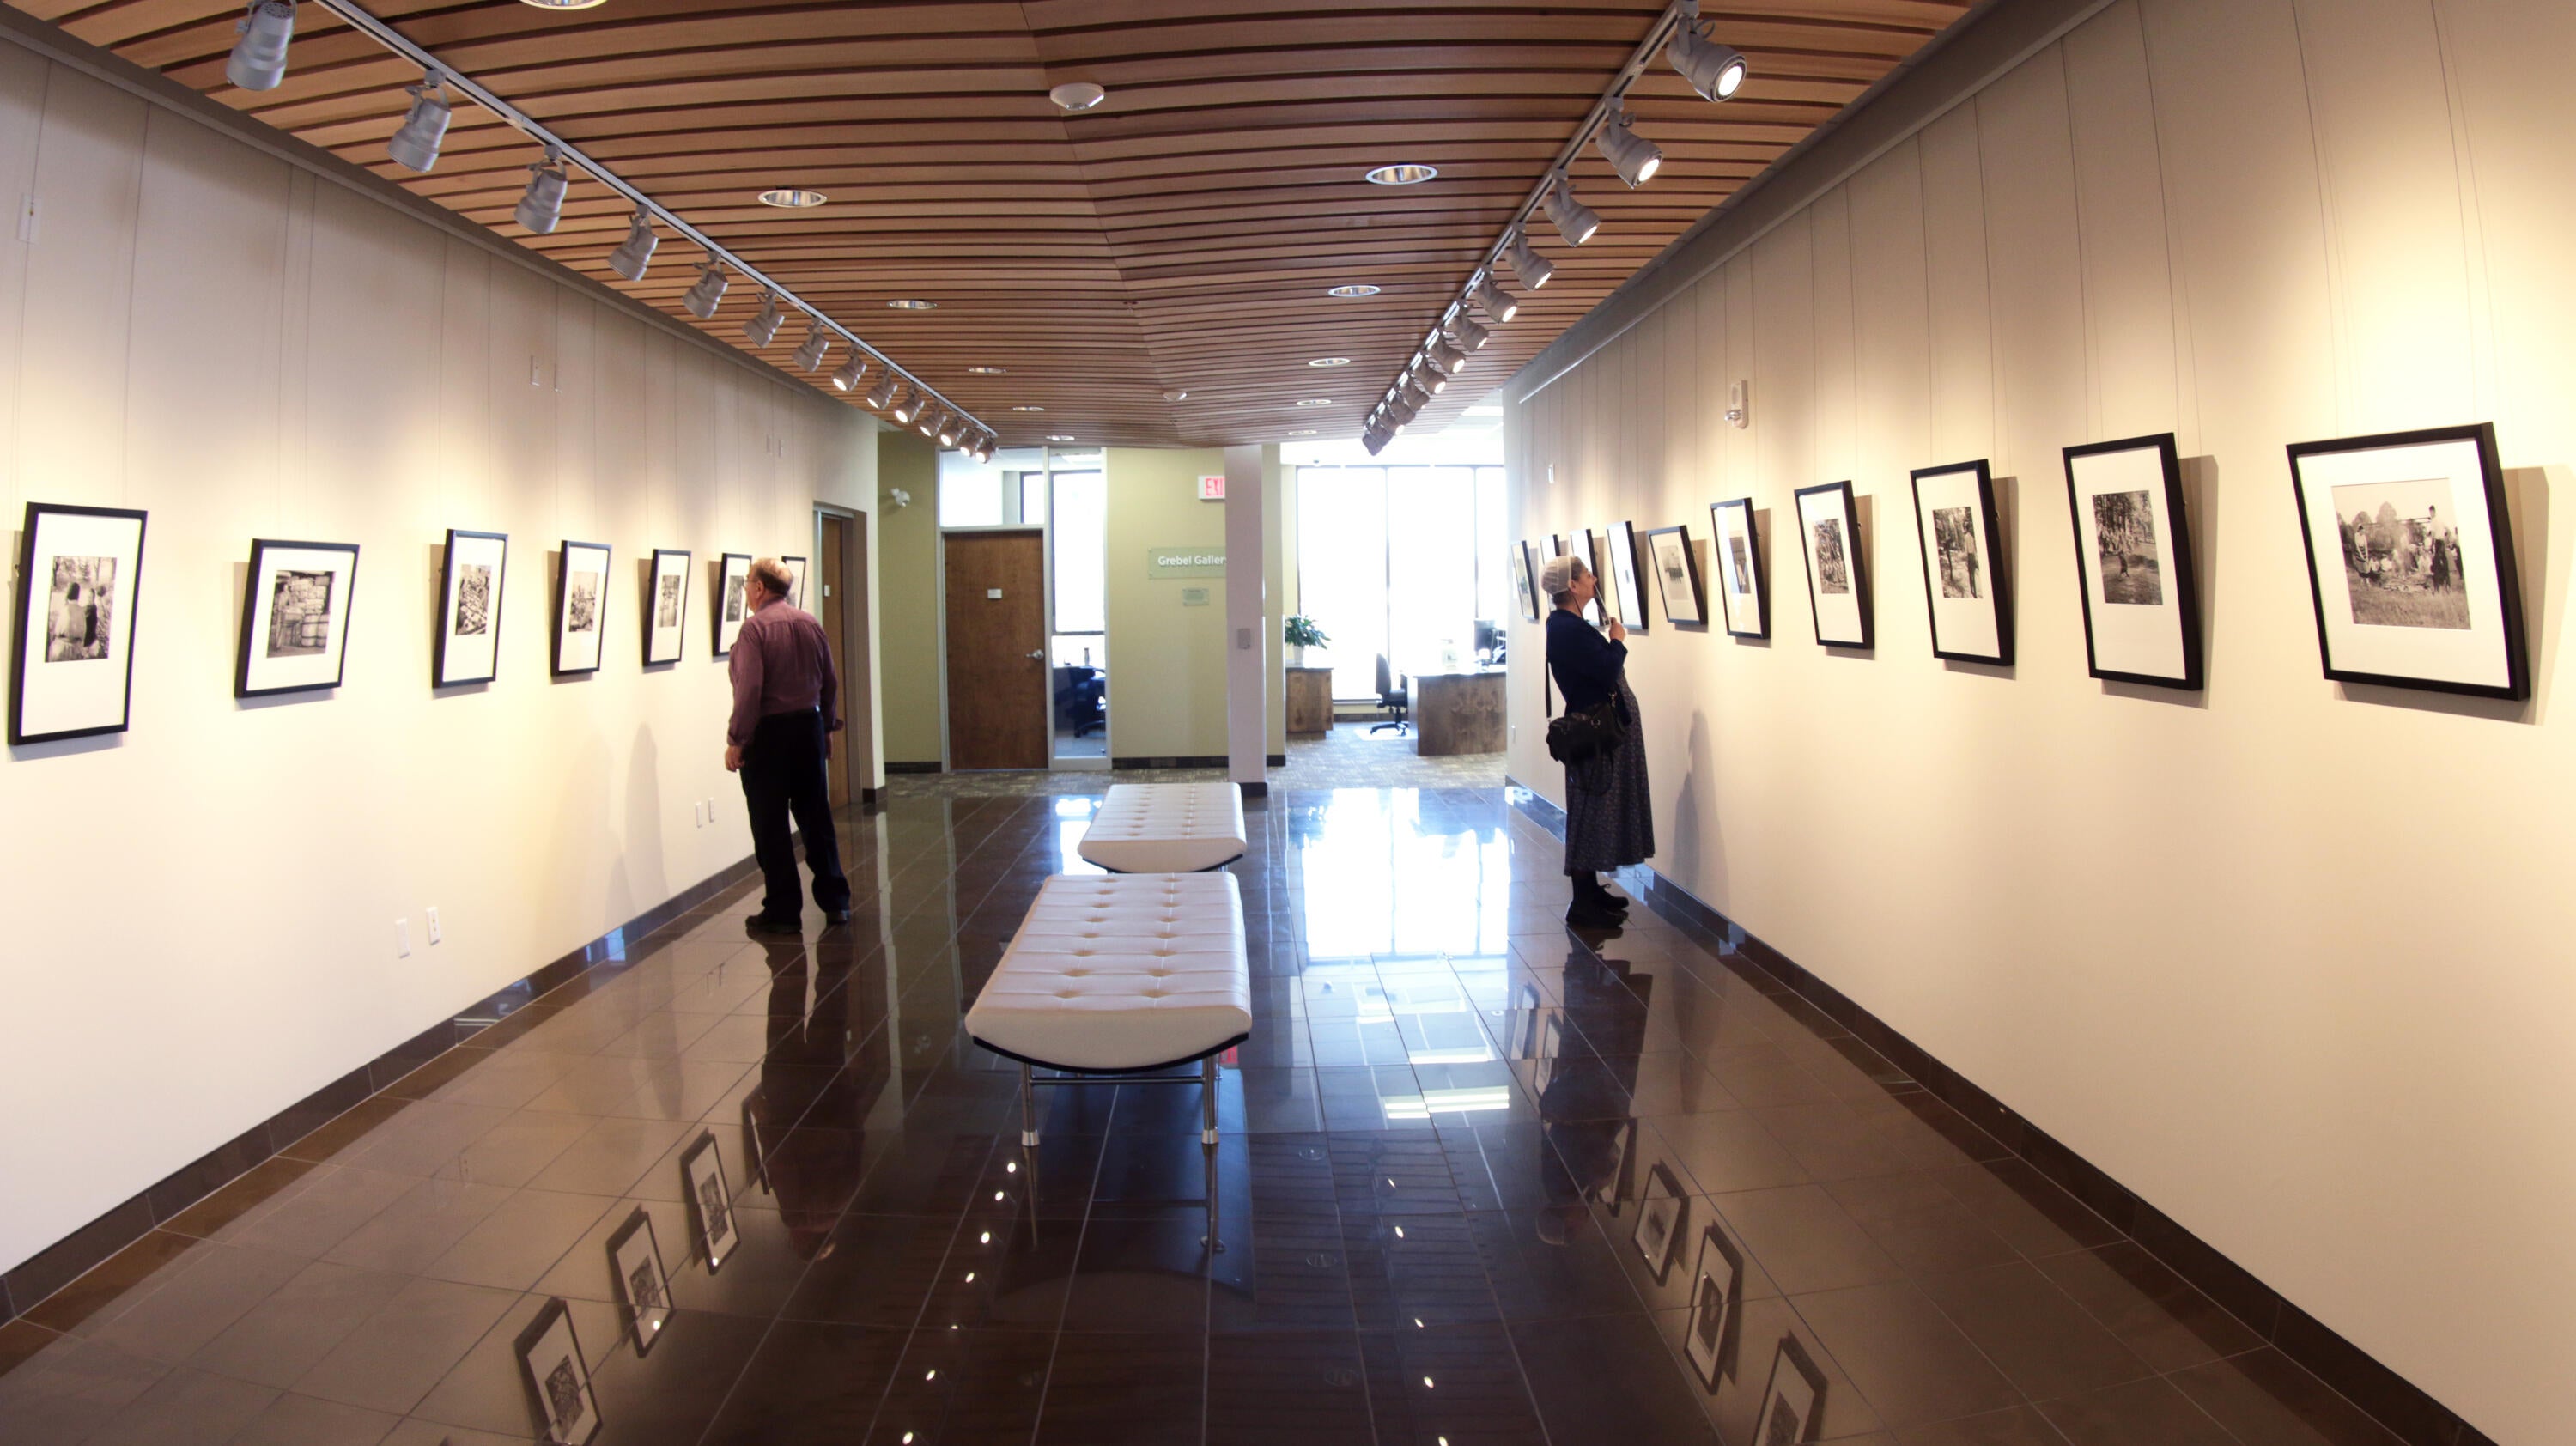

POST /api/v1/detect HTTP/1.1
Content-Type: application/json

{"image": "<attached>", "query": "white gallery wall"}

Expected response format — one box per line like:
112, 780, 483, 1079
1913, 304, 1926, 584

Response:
0, 51, 880, 1276
1504, 0, 2573, 1438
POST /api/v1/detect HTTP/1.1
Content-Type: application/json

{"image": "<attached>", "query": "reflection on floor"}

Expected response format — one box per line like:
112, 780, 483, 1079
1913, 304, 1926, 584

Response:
0, 785, 2420, 1445
898, 725, 1505, 799
1049, 726, 1106, 760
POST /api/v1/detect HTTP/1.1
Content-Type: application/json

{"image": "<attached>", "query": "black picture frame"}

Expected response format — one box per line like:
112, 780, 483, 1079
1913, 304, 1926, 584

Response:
1607, 521, 1648, 632
1708, 497, 1768, 640
781, 554, 809, 611
1682, 1221, 1746, 1391
1793, 481, 1873, 649
713, 552, 753, 658
2063, 433, 2203, 690
605, 1206, 671, 1357
512, 1297, 602, 1445
235, 538, 361, 701
1631, 1160, 1687, 1285
1643, 525, 1704, 625
434, 527, 509, 688
644, 547, 690, 666
2287, 422, 2527, 700
679, 1131, 738, 1271
1909, 459, 2014, 665
551, 539, 612, 678
1510, 540, 1540, 623
10, 501, 148, 744
1752, 1334, 1827, 1444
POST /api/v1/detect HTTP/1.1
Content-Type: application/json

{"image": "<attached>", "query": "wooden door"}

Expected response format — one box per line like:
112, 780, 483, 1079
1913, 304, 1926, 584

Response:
945, 530, 1048, 769
819, 513, 851, 807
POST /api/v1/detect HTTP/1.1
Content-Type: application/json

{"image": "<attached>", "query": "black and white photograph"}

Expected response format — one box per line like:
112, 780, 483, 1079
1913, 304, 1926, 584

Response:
781, 554, 809, 611
2064, 434, 2203, 689
714, 552, 754, 658
2289, 422, 2526, 698
1709, 497, 1768, 639
1910, 461, 2012, 665
235, 539, 360, 701
1793, 482, 1872, 648
1577, 527, 1608, 624
1594, 1116, 1639, 1215
646, 548, 690, 665
1751, 1334, 1826, 1445
11, 502, 147, 744
1633, 1160, 1687, 1284
552, 540, 612, 677
681, 1132, 738, 1270
513, 1297, 602, 1445
1646, 525, 1704, 625
1510, 540, 1540, 623
605, 1206, 671, 1356
435, 529, 509, 687
1684, 1222, 1746, 1390
1607, 521, 1648, 632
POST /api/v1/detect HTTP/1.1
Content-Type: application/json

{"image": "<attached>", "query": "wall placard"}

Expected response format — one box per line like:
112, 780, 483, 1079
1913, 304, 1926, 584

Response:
1146, 545, 1225, 577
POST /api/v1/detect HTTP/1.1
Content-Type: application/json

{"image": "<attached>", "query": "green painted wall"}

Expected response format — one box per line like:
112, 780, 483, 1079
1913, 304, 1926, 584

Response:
1104, 447, 1230, 760
876, 431, 942, 766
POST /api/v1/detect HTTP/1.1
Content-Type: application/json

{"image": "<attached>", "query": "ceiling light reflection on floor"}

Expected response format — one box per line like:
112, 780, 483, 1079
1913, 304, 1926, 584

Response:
1380, 1086, 1512, 1120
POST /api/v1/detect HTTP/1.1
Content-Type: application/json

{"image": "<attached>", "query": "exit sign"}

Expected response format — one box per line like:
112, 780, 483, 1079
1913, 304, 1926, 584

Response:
1197, 474, 1225, 501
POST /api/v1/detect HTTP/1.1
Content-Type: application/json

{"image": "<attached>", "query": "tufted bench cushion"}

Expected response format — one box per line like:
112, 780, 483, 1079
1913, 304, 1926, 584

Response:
1076, 781, 1248, 873
965, 872, 1253, 1073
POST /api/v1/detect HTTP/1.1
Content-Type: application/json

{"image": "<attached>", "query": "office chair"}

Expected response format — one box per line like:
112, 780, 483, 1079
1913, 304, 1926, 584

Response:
1371, 653, 1410, 735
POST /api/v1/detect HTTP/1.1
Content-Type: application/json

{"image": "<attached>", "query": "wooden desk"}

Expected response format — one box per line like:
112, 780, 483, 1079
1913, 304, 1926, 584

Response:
1413, 670, 1506, 756
1285, 665, 1335, 736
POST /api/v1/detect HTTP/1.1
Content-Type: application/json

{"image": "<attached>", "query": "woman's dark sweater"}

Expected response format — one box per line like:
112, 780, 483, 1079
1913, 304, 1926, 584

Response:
1546, 608, 1628, 718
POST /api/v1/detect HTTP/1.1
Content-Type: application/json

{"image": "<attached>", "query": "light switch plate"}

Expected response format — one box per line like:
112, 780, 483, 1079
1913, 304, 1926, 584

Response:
426, 908, 441, 945
395, 919, 411, 958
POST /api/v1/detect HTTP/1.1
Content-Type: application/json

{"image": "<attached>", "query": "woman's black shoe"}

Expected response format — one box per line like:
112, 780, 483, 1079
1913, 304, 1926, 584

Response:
1565, 896, 1624, 928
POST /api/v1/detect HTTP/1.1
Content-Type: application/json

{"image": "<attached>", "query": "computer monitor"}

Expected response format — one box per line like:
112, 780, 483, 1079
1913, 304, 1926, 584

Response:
1473, 619, 1499, 657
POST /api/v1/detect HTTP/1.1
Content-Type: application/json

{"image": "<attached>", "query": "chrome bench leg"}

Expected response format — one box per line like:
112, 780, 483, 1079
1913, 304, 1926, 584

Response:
1200, 1054, 1218, 1146
1020, 1062, 1039, 1147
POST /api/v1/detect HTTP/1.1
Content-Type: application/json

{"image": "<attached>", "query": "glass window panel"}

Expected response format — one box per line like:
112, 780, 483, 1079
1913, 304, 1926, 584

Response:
1386, 466, 1477, 677
1297, 466, 1390, 698
1050, 469, 1106, 633
939, 449, 1004, 527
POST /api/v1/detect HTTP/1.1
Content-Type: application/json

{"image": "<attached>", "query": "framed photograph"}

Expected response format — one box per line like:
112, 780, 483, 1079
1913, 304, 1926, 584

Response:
644, 548, 690, 666
1631, 1160, 1687, 1284
2065, 434, 2202, 689
513, 1297, 601, 1445
1793, 482, 1872, 648
1751, 1334, 1827, 1445
605, 1207, 671, 1356
680, 1132, 738, 1271
2288, 422, 2527, 699
1683, 1223, 1746, 1390
434, 529, 508, 687
1708, 498, 1767, 640
713, 552, 753, 658
1910, 460, 2013, 665
1606, 522, 1647, 632
1509, 541, 1540, 623
1577, 527, 1607, 625
236, 539, 359, 700
1644, 526, 1704, 626
11, 502, 146, 744
781, 554, 809, 611
1546, 533, 1566, 569
1593, 1116, 1639, 1215
551, 540, 611, 677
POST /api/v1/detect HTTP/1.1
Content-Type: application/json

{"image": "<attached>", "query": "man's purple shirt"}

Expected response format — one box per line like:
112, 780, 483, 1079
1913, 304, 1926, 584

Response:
727, 598, 841, 748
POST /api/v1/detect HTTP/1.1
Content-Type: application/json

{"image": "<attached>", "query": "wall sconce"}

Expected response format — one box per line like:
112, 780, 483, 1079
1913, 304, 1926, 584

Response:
885, 488, 913, 509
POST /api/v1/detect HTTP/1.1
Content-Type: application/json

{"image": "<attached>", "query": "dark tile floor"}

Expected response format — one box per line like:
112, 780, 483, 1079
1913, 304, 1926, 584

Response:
0, 784, 2415, 1444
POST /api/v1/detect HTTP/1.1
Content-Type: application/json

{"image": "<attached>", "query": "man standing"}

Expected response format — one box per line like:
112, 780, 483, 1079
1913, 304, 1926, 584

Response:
725, 557, 853, 934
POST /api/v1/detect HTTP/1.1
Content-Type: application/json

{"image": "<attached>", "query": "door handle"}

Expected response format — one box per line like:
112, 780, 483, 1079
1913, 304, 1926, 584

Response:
1026, 650, 1045, 660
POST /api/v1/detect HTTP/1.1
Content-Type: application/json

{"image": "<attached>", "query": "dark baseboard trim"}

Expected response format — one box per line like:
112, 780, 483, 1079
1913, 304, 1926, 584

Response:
883, 761, 941, 775
1238, 781, 1270, 799
1504, 781, 2486, 1446
859, 787, 887, 814
1111, 755, 1226, 770
0, 845, 772, 1328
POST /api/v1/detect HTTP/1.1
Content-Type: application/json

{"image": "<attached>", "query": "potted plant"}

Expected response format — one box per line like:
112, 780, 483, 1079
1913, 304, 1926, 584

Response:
1284, 615, 1328, 667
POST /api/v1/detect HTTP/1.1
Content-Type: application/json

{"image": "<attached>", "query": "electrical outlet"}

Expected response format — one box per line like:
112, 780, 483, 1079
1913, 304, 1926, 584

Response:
396, 919, 411, 958
426, 908, 441, 945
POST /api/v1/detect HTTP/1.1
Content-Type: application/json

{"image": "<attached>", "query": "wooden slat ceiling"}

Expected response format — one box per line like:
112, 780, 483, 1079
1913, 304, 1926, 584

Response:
20, 0, 1971, 448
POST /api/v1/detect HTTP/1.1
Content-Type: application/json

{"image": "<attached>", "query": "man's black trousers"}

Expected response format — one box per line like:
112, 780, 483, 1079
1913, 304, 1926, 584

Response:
740, 708, 852, 920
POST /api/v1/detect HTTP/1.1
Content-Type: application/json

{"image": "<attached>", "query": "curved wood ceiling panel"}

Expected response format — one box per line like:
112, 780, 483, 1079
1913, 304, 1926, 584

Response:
19, 0, 1969, 447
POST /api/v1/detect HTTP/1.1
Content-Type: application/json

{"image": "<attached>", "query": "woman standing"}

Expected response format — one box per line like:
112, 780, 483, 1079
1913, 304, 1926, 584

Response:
1540, 553, 1652, 927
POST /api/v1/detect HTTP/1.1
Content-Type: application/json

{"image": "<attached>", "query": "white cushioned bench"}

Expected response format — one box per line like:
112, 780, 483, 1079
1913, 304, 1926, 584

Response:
966, 871, 1253, 1145
1076, 781, 1248, 873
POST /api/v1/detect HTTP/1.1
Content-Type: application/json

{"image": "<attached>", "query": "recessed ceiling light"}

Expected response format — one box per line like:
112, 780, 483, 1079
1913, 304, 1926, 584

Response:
1308, 357, 1350, 368
1162, 389, 1189, 402
1047, 434, 1077, 441
1049, 82, 1107, 112
1012, 404, 1046, 412
886, 299, 937, 310
1286, 428, 1319, 436
757, 187, 825, 208
1295, 398, 1334, 407
1327, 284, 1381, 298
1364, 164, 1438, 185
519, 0, 605, 8
966, 365, 1007, 374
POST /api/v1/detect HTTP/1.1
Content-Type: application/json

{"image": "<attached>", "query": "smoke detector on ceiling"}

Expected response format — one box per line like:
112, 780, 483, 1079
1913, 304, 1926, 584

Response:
1049, 82, 1107, 112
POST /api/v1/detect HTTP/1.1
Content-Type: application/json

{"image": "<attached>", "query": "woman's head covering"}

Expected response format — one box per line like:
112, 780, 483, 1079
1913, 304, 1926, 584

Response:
1540, 552, 1583, 598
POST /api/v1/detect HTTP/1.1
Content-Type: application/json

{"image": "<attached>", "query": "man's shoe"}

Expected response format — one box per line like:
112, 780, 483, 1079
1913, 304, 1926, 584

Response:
745, 914, 802, 938
823, 906, 853, 927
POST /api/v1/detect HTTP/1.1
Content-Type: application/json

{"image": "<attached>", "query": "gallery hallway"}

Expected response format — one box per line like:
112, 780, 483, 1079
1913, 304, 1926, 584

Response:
0, 785, 2419, 1446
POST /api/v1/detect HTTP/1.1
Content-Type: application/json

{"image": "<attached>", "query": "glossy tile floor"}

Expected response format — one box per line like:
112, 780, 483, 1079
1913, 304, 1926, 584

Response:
0, 785, 2415, 1445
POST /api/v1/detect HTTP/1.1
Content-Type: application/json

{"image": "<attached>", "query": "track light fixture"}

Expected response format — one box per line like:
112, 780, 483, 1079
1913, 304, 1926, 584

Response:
1669, 5, 1750, 102
830, 352, 869, 392
1418, 363, 1448, 395
682, 261, 728, 319
386, 72, 451, 173
864, 374, 900, 410
743, 290, 784, 347
890, 386, 920, 424
226, 0, 295, 92
1543, 173, 1600, 246
1428, 336, 1469, 375
936, 412, 963, 447
791, 324, 830, 373
606, 208, 657, 282
915, 405, 943, 440
515, 147, 570, 234
1471, 273, 1518, 323
1594, 109, 1662, 188
1504, 228, 1556, 291
1447, 313, 1491, 352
